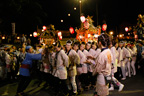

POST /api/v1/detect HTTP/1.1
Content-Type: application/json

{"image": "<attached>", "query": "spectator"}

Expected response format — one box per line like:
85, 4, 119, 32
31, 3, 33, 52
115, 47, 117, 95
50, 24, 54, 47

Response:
21, 34, 27, 45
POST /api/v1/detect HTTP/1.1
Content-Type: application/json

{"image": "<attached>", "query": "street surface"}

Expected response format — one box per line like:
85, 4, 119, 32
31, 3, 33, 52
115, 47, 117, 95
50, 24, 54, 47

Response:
0, 72, 144, 96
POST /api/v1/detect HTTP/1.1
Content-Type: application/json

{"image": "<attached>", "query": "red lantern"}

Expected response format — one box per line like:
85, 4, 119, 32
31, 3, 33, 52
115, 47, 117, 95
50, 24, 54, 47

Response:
102, 24, 107, 31
125, 27, 129, 32
43, 26, 46, 31
69, 27, 74, 34
33, 32, 37, 37
59, 36, 62, 40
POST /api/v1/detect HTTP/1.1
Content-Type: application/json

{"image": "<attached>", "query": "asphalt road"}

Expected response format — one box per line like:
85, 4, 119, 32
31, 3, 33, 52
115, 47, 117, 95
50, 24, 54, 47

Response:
0, 72, 144, 96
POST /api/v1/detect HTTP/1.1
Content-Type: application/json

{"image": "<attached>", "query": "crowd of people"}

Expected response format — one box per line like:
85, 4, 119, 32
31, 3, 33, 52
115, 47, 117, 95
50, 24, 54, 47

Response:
0, 33, 144, 96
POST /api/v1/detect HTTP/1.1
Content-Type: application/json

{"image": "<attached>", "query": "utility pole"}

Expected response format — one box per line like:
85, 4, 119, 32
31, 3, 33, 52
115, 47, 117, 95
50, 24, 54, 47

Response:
79, 0, 82, 27
96, 1, 99, 26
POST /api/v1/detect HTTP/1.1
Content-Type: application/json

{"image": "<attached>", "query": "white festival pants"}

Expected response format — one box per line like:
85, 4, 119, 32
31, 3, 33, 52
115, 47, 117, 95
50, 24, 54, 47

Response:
121, 58, 131, 78
67, 76, 77, 93
131, 57, 136, 75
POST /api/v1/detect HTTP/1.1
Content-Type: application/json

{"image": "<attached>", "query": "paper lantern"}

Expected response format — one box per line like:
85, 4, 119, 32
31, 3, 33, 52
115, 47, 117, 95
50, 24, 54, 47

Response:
58, 31, 62, 37
59, 36, 62, 40
33, 32, 37, 37
69, 27, 74, 34
125, 27, 129, 32
80, 16, 86, 23
43, 26, 46, 31
102, 24, 107, 31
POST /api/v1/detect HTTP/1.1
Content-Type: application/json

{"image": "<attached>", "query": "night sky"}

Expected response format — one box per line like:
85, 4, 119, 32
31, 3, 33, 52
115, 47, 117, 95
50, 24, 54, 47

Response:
0, 0, 144, 35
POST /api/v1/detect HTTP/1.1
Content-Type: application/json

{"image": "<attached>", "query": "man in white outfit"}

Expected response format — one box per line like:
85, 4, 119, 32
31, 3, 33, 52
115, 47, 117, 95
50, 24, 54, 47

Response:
65, 40, 80, 95
53, 41, 69, 95
121, 42, 131, 79
130, 43, 137, 76
109, 41, 124, 92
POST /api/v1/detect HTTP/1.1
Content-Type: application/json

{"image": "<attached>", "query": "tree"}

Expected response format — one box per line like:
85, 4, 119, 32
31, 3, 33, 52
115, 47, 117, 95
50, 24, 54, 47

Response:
0, 0, 47, 34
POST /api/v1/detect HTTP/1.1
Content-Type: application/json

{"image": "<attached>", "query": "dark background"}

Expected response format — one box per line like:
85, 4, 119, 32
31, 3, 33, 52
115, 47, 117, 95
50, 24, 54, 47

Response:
0, 0, 144, 35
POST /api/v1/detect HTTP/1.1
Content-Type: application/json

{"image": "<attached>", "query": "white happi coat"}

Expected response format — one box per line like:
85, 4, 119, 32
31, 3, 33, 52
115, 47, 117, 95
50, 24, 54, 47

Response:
94, 48, 101, 59
93, 49, 112, 96
82, 49, 92, 73
66, 49, 80, 77
127, 47, 134, 58
87, 48, 96, 72
110, 47, 117, 73
76, 50, 87, 75
54, 50, 69, 80
93, 48, 113, 76
122, 47, 131, 59
43, 52, 55, 73
132, 46, 137, 61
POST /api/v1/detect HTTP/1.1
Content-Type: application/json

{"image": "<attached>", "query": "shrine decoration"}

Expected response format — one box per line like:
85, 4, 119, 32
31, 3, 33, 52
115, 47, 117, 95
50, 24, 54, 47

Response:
76, 16, 101, 42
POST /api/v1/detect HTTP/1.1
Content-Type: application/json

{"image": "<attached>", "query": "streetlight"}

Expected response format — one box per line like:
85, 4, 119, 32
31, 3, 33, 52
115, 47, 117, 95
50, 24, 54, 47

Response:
110, 31, 113, 35
68, 14, 71, 16
17, 37, 20, 39
119, 34, 122, 38
2, 36, 5, 39
79, 0, 82, 16
74, 7, 77, 10
61, 19, 63, 23
30, 34, 32, 37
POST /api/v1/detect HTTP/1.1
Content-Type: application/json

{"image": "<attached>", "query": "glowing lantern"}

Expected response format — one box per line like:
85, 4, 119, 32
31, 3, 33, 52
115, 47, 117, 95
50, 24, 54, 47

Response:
79, 35, 83, 39
125, 27, 129, 32
88, 34, 91, 38
94, 34, 98, 38
69, 27, 74, 34
43, 26, 46, 31
58, 31, 62, 37
33, 32, 38, 37
59, 36, 62, 40
80, 16, 86, 23
102, 24, 107, 31
2, 36, 5, 39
